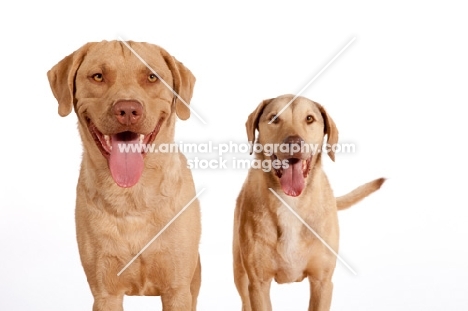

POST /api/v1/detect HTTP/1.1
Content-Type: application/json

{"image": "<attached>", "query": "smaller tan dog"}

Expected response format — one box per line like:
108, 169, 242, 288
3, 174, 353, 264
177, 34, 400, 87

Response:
233, 94, 385, 311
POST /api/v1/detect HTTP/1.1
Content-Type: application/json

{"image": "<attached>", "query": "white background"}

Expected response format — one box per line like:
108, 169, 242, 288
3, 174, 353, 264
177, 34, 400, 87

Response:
1, 1, 467, 310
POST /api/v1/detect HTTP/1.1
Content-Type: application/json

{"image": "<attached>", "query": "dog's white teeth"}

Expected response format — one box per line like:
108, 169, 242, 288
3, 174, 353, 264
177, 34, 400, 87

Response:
104, 135, 112, 150
139, 134, 145, 144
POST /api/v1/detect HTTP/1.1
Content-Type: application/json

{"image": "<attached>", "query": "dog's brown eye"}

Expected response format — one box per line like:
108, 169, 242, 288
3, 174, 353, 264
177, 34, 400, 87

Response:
306, 115, 314, 123
148, 73, 158, 83
92, 73, 103, 82
270, 115, 279, 124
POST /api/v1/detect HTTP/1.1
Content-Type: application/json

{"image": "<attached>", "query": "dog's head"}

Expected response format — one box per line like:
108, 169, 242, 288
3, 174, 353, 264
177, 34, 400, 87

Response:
47, 40, 195, 188
246, 94, 338, 197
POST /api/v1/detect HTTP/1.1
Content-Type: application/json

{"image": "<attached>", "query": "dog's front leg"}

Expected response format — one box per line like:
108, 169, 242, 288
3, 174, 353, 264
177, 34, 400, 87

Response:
161, 287, 193, 311
308, 277, 333, 311
92, 295, 124, 311
247, 280, 273, 311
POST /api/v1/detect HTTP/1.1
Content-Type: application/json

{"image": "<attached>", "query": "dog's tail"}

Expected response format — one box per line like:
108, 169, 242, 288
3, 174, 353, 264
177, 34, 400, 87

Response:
336, 178, 386, 210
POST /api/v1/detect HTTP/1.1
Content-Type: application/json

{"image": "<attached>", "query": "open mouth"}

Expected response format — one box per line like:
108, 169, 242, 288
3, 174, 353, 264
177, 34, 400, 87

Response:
271, 154, 312, 197
87, 119, 162, 188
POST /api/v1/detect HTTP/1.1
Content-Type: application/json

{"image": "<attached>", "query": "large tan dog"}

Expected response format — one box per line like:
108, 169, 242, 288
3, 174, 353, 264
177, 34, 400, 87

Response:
233, 94, 385, 311
48, 41, 201, 311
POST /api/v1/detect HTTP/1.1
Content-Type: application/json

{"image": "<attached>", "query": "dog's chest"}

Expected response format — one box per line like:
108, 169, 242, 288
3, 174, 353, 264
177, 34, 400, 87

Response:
87, 190, 174, 253
274, 196, 309, 283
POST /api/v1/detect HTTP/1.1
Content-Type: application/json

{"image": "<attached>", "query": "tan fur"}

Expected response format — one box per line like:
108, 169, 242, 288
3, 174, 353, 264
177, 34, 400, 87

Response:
48, 41, 201, 311
336, 178, 386, 210
233, 94, 384, 311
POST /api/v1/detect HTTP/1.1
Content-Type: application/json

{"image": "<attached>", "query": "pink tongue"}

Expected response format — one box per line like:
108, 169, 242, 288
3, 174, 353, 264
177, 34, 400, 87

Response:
109, 135, 144, 188
280, 160, 305, 197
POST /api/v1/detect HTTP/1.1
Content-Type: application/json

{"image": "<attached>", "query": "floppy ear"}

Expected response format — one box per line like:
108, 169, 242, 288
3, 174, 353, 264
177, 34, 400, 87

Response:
161, 49, 196, 120
245, 98, 274, 154
47, 43, 92, 117
316, 103, 339, 161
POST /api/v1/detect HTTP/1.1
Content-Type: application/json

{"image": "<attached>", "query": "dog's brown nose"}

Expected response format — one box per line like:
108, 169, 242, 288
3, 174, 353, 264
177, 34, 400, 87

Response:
113, 101, 143, 125
282, 135, 304, 156
283, 135, 304, 146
